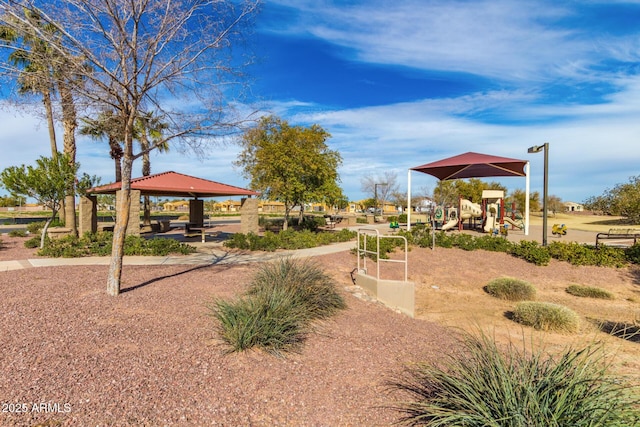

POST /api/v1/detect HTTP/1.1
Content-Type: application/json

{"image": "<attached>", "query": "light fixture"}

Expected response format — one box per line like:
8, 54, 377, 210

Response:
527, 143, 549, 246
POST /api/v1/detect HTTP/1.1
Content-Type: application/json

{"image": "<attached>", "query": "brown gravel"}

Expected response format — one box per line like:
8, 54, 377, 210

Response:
1, 229, 639, 426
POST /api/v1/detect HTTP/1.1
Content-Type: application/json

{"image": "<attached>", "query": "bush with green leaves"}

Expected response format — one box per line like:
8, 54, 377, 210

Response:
625, 243, 640, 264
209, 258, 346, 356
8, 229, 27, 237
34, 232, 196, 257
512, 301, 580, 333
388, 332, 640, 427
223, 228, 356, 252
509, 240, 551, 266
548, 241, 627, 267
485, 277, 536, 301
566, 284, 614, 300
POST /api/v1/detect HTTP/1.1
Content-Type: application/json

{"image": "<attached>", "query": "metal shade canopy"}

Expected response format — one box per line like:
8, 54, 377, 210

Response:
88, 171, 259, 198
411, 152, 527, 181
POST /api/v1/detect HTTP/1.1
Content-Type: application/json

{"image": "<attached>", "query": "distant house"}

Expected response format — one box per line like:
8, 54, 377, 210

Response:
564, 201, 584, 212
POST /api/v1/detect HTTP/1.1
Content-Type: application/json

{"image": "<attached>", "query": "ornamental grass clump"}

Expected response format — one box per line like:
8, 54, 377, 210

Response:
209, 258, 346, 356
388, 332, 640, 427
512, 301, 580, 333
566, 284, 614, 300
484, 277, 536, 301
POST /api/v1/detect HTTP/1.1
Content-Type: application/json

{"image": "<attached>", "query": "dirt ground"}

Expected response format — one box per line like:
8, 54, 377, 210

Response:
0, 213, 639, 425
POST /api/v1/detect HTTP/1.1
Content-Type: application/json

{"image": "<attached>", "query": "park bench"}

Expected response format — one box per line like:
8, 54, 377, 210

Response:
323, 215, 342, 229
595, 228, 640, 248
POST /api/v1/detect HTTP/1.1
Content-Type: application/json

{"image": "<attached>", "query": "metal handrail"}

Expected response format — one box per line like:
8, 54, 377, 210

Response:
357, 228, 408, 282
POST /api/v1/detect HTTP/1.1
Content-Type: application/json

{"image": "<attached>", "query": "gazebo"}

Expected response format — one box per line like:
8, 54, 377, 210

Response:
407, 152, 531, 234
83, 171, 260, 235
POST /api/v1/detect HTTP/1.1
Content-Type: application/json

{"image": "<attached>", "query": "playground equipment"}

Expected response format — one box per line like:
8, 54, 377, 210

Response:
552, 223, 567, 237
435, 190, 524, 234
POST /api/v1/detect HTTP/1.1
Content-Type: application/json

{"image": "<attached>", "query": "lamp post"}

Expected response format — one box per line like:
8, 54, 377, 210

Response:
374, 183, 387, 215
528, 143, 549, 246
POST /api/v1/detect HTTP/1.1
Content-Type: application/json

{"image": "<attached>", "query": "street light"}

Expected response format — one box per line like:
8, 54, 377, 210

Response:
528, 143, 549, 246
374, 183, 387, 215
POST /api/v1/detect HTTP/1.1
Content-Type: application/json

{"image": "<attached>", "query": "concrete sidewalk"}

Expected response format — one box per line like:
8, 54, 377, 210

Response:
0, 223, 600, 273
0, 240, 359, 272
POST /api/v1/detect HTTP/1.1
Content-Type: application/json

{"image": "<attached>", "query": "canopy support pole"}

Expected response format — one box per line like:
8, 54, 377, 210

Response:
525, 161, 530, 236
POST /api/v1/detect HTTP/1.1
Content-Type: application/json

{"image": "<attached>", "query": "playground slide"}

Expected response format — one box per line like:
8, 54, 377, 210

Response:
503, 217, 523, 230
441, 218, 459, 231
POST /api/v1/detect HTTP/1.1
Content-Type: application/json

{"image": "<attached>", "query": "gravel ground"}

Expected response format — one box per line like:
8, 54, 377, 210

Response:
1, 228, 639, 426
0, 235, 456, 427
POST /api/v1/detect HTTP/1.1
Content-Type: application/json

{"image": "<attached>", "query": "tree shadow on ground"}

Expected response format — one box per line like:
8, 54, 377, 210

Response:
625, 265, 640, 286
120, 251, 249, 293
591, 319, 640, 344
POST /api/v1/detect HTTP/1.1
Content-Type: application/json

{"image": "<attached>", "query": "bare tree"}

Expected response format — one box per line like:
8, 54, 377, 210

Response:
1, 0, 260, 295
361, 171, 400, 211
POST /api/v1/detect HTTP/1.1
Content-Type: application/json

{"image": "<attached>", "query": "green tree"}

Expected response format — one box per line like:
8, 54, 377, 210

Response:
235, 116, 343, 230
0, 153, 79, 248
433, 179, 507, 206
547, 194, 564, 216
507, 188, 540, 213
0, 194, 26, 207
584, 176, 640, 223
319, 180, 348, 213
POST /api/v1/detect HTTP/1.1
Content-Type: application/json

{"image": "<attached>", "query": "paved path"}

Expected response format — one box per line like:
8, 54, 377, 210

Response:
0, 240, 359, 272
0, 223, 600, 273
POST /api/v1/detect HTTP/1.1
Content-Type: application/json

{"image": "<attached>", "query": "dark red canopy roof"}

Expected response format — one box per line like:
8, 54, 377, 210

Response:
411, 152, 527, 181
88, 171, 259, 198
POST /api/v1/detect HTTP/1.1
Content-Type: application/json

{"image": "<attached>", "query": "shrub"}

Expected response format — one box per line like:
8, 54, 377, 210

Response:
485, 277, 536, 301
509, 240, 551, 266
566, 284, 614, 300
26, 221, 45, 234
24, 236, 41, 248
548, 242, 627, 268
472, 234, 513, 252
223, 229, 356, 252
388, 332, 640, 426
512, 301, 580, 333
247, 258, 346, 320
209, 258, 345, 356
210, 290, 309, 356
625, 243, 640, 264
35, 232, 196, 257
8, 229, 27, 237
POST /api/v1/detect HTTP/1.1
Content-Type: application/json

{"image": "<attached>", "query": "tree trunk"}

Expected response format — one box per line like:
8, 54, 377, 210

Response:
141, 133, 151, 226
59, 80, 78, 235
40, 213, 56, 249
42, 88, 58, 156
106, 156, 132, 296
283, 205, 290, 231
108, 135, 123, 182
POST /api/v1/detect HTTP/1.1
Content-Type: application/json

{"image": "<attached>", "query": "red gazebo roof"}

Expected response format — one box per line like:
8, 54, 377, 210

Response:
88, 171, 259, 198
411, 152, 527, 180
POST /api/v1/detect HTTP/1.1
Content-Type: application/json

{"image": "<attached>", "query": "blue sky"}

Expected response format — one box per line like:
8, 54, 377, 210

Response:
2, 0, 640, 205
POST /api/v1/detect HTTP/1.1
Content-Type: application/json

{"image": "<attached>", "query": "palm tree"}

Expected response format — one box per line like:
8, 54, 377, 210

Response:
0, 10, 58, 156
134, 112, 169, 225
1, 9, 80, 231
79, 110, 125, 182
